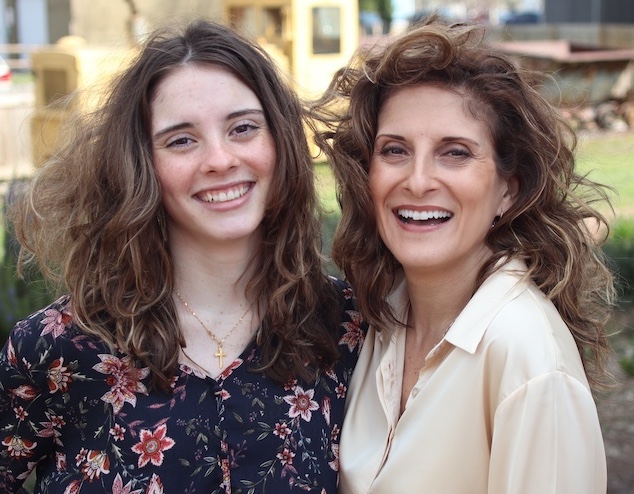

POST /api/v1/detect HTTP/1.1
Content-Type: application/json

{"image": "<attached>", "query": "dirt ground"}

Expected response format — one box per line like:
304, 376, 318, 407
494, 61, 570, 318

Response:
597, 331, 634, 493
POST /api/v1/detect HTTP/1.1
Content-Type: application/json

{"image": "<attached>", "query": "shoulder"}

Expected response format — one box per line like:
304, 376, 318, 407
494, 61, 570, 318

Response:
328, 276, 355, 304
481, 283, 588, 389
2, 295, 108, 374
486, 282, 572, 352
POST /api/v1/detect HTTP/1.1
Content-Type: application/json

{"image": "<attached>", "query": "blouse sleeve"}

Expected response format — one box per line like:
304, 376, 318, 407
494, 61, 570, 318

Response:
0, 322, 58, 493
489, 370, 606, 494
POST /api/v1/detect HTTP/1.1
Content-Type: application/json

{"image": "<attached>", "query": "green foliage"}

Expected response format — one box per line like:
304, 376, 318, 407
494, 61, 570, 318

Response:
321, 212, 341, 277
577, 133, 634, 217
620, 351, 634, 377
0, 239, 54, 345
359, 0, 393, 30
604, 219, 634, 302
315, 162, 339, 215
0, 183, 56, 345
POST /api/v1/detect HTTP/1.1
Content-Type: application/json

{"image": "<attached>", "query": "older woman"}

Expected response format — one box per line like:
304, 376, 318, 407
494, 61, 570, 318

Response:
311, 17, 614, 494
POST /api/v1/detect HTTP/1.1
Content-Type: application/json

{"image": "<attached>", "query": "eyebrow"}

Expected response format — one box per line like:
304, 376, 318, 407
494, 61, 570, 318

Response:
152, 108, 265, 140
375, 133, 481, 147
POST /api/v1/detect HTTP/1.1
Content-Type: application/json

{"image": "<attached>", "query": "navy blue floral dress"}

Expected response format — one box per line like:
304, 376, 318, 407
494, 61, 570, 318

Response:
0, 280, 365, 493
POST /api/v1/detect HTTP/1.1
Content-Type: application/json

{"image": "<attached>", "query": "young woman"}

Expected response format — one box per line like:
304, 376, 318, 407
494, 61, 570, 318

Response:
0, 20, 364, 493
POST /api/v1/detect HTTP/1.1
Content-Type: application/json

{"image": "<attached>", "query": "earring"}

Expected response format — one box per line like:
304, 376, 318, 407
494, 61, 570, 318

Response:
491, 212, 503, 229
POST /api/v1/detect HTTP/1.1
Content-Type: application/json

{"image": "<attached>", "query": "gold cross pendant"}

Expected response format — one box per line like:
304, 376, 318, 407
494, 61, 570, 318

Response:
215, 345, 227, 368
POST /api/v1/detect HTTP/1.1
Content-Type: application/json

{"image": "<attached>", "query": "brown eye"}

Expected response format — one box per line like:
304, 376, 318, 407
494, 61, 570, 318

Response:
166, 136, 194, 148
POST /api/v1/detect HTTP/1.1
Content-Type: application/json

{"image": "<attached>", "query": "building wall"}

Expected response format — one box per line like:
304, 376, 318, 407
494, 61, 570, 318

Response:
69, 0, 223, 46
545, 0, 634, 23
489, 23, 634, 49
48, 0, 70, 42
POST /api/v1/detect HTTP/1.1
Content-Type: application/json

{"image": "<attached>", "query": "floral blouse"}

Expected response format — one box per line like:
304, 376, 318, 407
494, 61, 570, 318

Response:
0, 280, 365, 494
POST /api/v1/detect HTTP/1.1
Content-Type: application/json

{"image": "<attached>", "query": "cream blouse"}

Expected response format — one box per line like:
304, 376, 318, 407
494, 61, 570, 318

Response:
339, 259, 607, 494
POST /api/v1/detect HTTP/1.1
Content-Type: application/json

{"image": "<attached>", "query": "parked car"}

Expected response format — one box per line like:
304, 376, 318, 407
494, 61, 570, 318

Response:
0, 55, 12, 90
503, 11, 541, 24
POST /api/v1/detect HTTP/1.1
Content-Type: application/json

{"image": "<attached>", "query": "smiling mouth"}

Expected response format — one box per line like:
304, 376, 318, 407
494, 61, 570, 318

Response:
198, 184, 252, 203
396, 209, 453, 225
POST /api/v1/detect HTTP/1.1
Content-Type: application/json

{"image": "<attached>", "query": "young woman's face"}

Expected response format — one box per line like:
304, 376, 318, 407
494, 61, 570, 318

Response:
369, 84, 516, 278
151, 64, 276, 251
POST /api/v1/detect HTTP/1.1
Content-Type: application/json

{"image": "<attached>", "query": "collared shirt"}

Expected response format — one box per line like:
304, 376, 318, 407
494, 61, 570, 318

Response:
339, 259, 607, 494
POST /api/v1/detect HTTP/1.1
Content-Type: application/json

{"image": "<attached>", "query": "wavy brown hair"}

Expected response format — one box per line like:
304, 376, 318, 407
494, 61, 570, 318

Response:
309, 17, 616, 389
10, 19, 341, 390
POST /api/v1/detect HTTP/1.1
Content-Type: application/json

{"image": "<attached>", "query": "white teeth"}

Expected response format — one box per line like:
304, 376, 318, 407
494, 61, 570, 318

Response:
201, 185, 250, 203
397, 209, 452, 221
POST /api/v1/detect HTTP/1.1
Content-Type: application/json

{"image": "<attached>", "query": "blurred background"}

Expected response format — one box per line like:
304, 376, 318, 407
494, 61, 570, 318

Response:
1, 1, 634, 492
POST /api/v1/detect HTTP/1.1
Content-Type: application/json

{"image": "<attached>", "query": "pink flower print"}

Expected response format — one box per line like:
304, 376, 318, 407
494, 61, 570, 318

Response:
40, 307, 72, 339
6, 338, 17, 366
283, 378, 297, 391
16, 461, 38, 480
51, 415, 65, 427
218, 358, 243, 380
75, 448, 87, 465
37, 412, 65, 446
339, 310, 365, 352
273, 422, 292, 440
335, 383, 347, 399
331, 424, 340, 441
81, 450, 110, 481
1, 435, 37, 459
131, 424, 175, 468
93, 354, 149, 415
277, 447, 295, 466
283, 386, 319, 422
145, 473, 164, 494
109, 423, 126, 441
47, 357, 73, 393
328, 443, 339, 471
12, 384, 39, 401
75, 447, 88, 466
322, 396, 331, 426
13, 406, 28, 421
62, 480, 82, 494
56, 451, 67, 472
112, 473, 143, 494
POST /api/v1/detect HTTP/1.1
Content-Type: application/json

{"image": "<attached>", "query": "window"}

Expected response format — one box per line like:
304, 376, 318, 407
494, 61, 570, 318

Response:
312, 7, 341, 55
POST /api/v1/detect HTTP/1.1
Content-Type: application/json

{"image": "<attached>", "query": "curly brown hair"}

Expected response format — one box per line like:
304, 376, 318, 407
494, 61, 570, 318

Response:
10, 19, 341, 390
309, 17, 616, 390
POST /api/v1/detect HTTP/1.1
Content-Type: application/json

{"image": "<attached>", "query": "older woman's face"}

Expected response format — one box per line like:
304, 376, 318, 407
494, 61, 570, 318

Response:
369, 84, 516, 277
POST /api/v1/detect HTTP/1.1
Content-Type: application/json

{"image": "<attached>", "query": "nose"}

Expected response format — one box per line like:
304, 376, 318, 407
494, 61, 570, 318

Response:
201, 138, 239, 174
404, 153, 437, 197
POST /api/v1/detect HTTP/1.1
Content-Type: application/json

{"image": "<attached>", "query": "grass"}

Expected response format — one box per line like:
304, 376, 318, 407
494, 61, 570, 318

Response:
577, 132, 634, 219
315, 162, 339, 215
315, 131, 634, 221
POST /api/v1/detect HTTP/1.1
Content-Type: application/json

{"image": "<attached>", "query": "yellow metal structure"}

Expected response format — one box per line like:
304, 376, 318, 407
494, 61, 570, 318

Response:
30, 37, 132, 166
224, 0, 359, 99
29, 1, 359, 166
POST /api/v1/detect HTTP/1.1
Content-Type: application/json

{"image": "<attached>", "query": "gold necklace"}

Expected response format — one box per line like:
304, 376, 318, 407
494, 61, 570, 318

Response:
174, 290, 251, 368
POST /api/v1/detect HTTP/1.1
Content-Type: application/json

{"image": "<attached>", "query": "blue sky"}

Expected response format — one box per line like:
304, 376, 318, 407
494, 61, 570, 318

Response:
393, 0, 415, 20
391, 0, 544, 20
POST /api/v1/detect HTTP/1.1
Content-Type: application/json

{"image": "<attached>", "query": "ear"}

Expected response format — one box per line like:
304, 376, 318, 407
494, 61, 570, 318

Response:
498, 176, 519, 216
